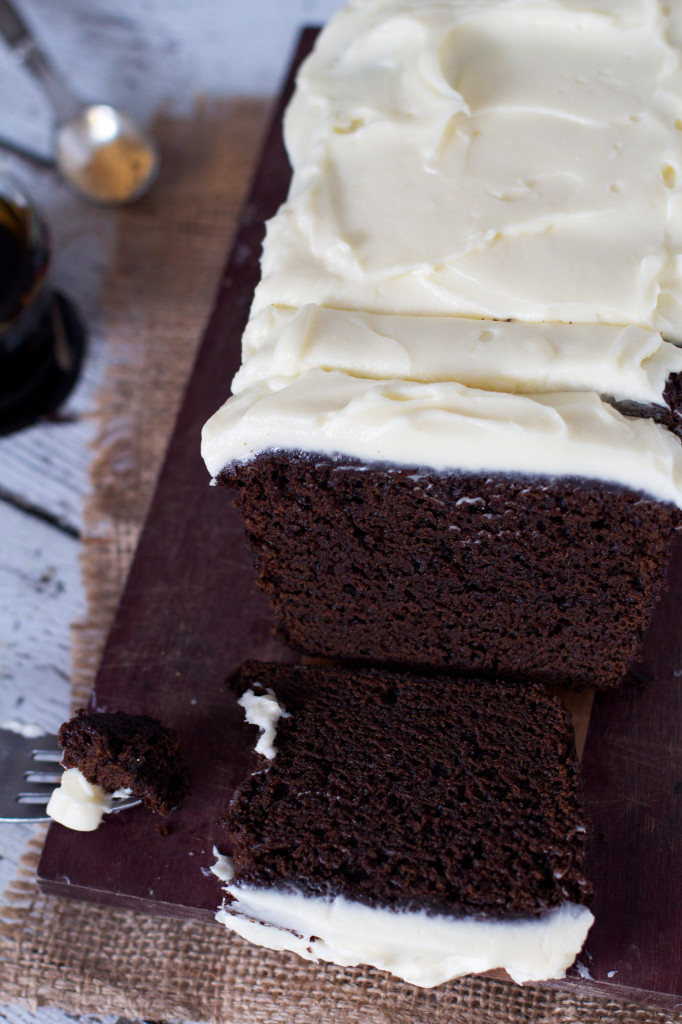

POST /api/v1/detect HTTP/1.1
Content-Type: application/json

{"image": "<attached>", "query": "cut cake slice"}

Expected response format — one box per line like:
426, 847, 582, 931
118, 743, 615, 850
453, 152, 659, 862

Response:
215, 662, 593, 987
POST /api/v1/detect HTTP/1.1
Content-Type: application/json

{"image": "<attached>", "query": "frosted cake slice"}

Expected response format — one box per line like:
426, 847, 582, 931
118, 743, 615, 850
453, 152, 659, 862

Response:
214, 662, 594, 987
206, 312, 682, 688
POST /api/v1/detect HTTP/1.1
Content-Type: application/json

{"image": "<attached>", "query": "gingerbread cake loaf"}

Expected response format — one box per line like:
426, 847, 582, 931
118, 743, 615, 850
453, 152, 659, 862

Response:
202, 0, 682, 687
214, 662, 593, 986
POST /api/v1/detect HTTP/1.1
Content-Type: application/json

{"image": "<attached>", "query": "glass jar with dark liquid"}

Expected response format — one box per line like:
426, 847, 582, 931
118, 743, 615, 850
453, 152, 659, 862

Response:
0, 175, 84, 434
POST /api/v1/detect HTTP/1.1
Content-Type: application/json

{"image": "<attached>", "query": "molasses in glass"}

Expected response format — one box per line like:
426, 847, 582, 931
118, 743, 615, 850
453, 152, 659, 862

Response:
0, 174, 85, 434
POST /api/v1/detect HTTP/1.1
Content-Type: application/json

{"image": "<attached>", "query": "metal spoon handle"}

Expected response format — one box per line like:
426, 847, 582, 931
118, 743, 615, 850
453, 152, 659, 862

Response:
0, 0, 81, 124
0, 0, 25, 48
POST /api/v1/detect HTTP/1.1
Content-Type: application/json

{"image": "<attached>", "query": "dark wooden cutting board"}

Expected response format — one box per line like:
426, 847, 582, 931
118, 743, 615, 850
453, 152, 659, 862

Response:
38, 28, 682, 1011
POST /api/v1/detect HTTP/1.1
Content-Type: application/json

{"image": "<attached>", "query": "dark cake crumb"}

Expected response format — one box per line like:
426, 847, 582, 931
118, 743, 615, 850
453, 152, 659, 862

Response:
225, 662, 592, 920
221, 455, 680, 689
58, 710, 190, 817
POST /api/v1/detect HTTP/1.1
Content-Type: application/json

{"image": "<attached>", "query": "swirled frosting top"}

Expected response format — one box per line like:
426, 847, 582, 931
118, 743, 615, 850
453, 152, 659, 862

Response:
201, 0, 682, 505
243, 0, 682, 352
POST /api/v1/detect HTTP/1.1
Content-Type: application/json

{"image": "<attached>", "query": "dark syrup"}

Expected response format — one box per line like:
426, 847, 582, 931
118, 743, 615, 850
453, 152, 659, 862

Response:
0, 222, 24, 303
0, 189, 85, 433
0, 195, 50, 350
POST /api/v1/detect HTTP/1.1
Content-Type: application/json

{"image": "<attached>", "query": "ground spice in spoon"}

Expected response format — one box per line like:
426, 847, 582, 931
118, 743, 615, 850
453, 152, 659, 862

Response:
67, 134, 156, 203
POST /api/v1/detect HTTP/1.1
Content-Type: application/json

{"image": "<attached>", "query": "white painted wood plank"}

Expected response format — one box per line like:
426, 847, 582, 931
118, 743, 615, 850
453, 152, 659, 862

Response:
0, 0, 346, 158
0, 149, 118, 532
0, 501, 83, 728
0, 500, 82, 925
0, 374, 98, 535
0, 1011, 121, 1024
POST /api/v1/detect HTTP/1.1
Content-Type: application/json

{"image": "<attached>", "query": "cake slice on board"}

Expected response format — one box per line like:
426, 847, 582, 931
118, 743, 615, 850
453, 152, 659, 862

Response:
214, 662, 594, 987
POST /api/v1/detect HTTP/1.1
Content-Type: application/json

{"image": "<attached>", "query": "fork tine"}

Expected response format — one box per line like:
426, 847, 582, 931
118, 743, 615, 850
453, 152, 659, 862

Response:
24, 770, 63, 785
30, 749, 63, 763
16, 786, 54, 804
3, 785, 54, 822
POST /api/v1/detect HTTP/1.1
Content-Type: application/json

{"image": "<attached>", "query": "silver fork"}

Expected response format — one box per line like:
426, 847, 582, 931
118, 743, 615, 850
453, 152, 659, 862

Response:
0, 728, 140, 823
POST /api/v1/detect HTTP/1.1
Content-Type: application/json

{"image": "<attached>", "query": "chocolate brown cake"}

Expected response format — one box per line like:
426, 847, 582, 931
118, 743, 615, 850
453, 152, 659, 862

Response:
58, 710, 190, 817
216, 661, 593, 986
221, 457, 680, 689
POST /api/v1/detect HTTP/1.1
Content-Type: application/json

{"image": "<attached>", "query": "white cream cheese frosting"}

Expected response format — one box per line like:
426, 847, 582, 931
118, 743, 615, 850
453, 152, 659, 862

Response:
210, 846, 235, 884
202, 0, 682, 503
237, 688, 289, 759
214, 875, 594, 987
46, 768, 114, 832
245, 0, 682, 346
203, 367, 682, 506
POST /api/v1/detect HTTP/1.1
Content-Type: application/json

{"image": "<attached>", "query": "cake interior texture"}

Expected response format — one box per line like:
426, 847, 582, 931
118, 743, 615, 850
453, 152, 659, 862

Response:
219, 662, 593, 984
222, 456, 679, 689
226, 662, 591, 915
58, 710, 190, 817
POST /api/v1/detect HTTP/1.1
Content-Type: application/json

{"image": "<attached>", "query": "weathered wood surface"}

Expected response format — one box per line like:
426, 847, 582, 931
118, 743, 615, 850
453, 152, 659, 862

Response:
548, 539, 682, 1010
0, 154, 105, 908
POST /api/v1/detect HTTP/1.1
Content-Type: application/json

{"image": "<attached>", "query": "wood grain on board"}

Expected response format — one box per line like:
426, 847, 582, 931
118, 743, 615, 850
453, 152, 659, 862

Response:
37, 29, 682, 1010
37, 22, 314, 919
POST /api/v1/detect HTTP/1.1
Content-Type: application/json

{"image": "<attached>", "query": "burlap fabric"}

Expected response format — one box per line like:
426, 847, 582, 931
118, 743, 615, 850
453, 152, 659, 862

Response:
0, 102, 680, 1024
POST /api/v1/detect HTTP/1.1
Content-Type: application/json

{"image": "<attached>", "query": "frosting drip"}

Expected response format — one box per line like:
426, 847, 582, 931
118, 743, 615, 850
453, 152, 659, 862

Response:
237, 688, 289, 760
